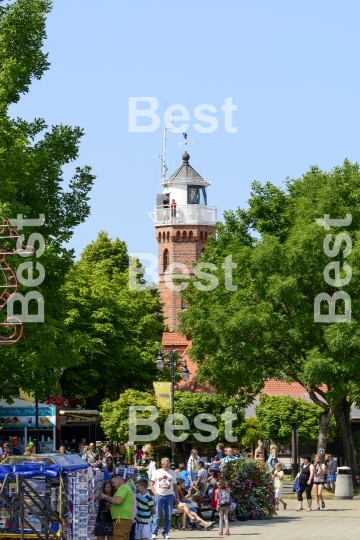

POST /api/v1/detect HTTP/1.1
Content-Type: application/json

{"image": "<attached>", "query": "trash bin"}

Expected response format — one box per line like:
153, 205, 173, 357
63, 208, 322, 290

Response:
334, 466, 353, 499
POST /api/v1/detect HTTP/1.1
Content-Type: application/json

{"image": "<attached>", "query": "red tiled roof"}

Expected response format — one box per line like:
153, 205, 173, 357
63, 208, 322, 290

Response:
261, 380, 327, 401
262, 380, 309, 395
162, 332, 190, 346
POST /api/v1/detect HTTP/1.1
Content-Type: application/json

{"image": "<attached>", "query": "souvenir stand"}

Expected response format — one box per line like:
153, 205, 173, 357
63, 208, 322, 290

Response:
0, 455, 106, 539
0, 399, 57, 453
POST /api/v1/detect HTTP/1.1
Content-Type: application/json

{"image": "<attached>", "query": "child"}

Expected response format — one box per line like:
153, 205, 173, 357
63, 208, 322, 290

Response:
135, 478, 156, 540
177, 463, 191, 491
194, 460, 208, 494
268, 445, 278, 470
216, 480, 231, 536
273, 463, 287, 510
209, 478, 218, 521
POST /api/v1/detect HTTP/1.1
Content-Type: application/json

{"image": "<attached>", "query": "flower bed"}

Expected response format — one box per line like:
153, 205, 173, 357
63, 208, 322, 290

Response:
221, 458, 276, 519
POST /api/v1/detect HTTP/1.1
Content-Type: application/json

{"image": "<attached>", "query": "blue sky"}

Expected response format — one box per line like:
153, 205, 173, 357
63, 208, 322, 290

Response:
9, 0, 360, 266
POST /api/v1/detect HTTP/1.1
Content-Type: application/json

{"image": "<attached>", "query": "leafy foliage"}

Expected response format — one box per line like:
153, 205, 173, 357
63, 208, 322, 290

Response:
256, 395, 337, 445
174, 391, 246, 447
60, 233, 164, 406
240, 417, 263, 448
0, 0, 95, 400
100, 389, 246, 447
179, 159, 360, 473
101, 390, 168, 444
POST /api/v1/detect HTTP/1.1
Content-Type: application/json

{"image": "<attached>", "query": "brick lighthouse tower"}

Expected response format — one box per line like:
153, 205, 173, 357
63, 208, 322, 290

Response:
154, 143, 217, 331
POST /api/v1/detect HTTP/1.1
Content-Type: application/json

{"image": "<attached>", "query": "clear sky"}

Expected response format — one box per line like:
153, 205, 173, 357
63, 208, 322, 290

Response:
9, 0, 360, 269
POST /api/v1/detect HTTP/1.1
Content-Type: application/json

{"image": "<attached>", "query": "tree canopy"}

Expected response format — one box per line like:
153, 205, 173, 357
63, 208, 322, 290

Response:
0, 0, 95, 400
256, 395, 337, 446
180, 159, 360, 476
60, 233, 164, 407
101, 389, 246, 447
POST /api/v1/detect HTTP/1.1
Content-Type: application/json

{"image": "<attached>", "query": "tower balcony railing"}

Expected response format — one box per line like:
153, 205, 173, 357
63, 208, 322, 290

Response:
150, 204, 217, 226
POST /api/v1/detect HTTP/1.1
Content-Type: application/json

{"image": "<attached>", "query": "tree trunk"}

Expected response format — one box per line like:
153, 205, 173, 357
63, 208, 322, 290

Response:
334, 397, 357, 485
317, 408, 334, 459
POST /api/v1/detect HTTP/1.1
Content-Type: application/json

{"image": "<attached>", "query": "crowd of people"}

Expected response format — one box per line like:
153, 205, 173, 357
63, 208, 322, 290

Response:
0, 436, 34, 458
89, 441, 290, 540
1, 435, 342, 538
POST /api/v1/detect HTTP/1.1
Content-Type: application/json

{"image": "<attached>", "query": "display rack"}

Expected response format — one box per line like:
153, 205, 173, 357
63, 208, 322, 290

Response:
0, 455, 103, 540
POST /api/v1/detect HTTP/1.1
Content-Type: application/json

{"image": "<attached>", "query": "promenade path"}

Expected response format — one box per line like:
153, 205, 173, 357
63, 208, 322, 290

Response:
168, 496, 360, 540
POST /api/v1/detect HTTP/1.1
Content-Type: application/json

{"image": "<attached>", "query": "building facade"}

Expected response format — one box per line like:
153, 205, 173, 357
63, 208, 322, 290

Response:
154, 150, 216, 331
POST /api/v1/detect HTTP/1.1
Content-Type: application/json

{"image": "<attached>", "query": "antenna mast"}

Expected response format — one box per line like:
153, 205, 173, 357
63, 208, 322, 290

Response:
161, 118, 169, 182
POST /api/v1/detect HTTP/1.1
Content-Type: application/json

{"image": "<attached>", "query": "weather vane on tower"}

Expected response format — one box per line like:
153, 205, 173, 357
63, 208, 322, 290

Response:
179, 132, 193, 154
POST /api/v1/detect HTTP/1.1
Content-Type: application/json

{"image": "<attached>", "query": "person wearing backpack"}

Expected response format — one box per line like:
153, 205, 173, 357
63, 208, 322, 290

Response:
216, 480, 231, 536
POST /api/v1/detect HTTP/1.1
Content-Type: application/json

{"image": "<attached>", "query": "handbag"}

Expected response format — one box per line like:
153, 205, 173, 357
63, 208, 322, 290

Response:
292, 477, 301, 493
209, 465, 221, 473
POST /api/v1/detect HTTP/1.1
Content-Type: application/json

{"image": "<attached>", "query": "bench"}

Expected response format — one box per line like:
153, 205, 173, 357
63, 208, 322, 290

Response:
172, 495, 216, 529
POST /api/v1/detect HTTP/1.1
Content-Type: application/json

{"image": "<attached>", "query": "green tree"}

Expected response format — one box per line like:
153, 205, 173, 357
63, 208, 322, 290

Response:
180, 160, 360, 480
60, 233, 164, 407
256, 395, 337, 445
174, 391, 246, 447
101, 390, 168, 444
240, 417, 263, 448
0, 0, 95, 400
101, 388, 246, 448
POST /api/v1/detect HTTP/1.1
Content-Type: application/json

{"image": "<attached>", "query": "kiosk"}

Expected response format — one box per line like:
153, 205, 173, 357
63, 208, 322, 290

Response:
0, 455, 103, 539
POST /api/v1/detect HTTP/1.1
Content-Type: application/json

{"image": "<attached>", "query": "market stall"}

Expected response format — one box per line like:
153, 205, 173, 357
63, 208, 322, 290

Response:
0, 399, 56, 453
0, 455, 105, 539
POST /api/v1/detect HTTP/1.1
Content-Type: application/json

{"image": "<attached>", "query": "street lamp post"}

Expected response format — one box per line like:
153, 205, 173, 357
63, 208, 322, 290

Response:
155, 345, 190, 470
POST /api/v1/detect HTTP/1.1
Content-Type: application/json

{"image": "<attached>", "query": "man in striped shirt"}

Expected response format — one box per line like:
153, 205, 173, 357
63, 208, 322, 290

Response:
135, 479, 156, 540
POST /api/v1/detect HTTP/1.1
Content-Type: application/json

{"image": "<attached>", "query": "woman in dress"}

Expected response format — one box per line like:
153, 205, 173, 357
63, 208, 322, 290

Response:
313, 454, 326, 510
296, 454, 315, 511
95, 480, 114, 540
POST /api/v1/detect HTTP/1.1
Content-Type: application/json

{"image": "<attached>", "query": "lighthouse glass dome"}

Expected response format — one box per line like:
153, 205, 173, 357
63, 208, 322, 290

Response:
151, 151, 216, 226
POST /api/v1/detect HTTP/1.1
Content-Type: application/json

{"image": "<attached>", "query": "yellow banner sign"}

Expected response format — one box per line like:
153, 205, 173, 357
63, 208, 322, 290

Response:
19, 389, 35, 403
153, 382, 171, 409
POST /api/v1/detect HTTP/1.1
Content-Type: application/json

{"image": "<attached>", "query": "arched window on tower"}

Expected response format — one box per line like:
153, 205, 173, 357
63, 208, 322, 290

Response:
162, 232, 166, 242
176, 231, 181, 241
189, 231, 193, 240
166, 231, 170, 242
163, 249, 169, 272
182, 231, 187, 241
200, 231, 204, 241
158, 232, 161, 243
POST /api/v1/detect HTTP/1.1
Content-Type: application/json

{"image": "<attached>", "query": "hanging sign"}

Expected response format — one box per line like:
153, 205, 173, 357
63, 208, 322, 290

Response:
153, 382, 171, 409
0, 405, 56, 428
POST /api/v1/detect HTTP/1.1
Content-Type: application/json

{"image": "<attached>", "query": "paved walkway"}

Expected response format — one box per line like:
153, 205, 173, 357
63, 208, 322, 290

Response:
166, 497, 360, 540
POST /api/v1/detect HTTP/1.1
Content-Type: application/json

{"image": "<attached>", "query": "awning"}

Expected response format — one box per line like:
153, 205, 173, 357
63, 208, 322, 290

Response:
0, 454, 89, 479
59, 409, 101, 422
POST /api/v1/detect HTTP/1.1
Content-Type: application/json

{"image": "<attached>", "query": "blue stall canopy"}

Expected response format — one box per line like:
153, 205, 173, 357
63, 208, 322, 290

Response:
0, 454, 89, 479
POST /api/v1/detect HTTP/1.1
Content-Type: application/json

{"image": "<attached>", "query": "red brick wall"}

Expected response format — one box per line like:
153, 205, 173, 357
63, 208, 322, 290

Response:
156, 224, 214, 331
